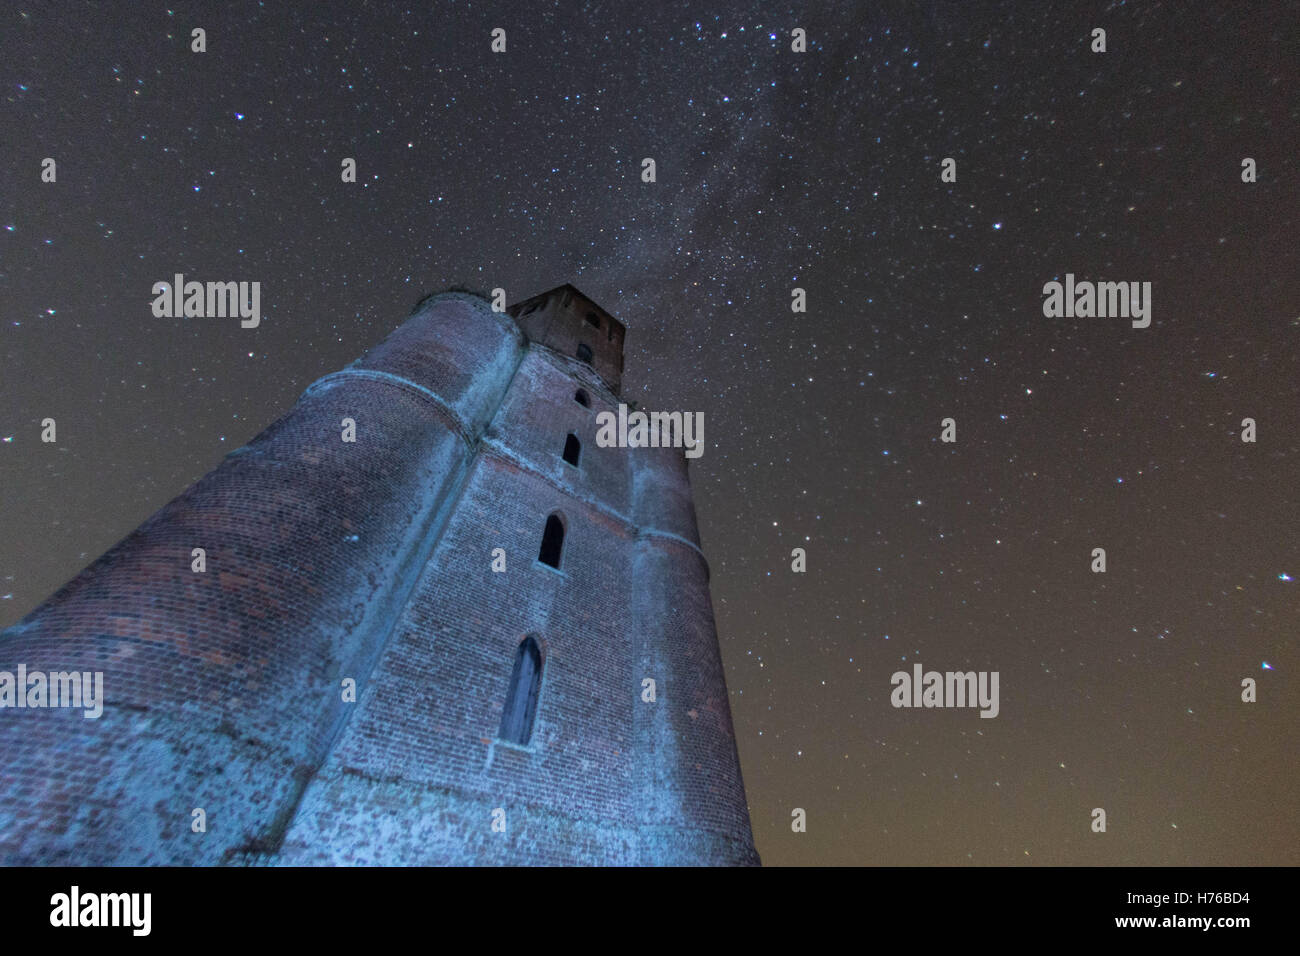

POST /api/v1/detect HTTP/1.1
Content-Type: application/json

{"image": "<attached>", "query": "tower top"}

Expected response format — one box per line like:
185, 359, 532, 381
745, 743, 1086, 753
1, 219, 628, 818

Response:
507, 284, 626, 395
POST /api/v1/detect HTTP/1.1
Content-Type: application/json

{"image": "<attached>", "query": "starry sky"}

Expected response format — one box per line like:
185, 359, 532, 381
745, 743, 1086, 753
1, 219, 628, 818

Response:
2, 2, 1297, 866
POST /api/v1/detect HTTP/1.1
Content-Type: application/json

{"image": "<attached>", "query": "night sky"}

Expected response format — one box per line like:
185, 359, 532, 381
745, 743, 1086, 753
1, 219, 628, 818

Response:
2, 2, 1297, 866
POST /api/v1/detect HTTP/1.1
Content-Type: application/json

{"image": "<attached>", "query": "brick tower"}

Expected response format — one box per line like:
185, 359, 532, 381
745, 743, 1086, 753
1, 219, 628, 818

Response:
0, 286, 760, 866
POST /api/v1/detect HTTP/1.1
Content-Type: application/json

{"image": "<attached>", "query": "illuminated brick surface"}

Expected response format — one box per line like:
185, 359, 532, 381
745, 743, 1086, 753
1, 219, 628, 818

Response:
0, 288, 758, 866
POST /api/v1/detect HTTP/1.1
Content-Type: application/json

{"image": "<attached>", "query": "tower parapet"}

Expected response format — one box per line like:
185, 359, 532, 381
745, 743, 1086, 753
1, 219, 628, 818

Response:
508, 283, 626, 396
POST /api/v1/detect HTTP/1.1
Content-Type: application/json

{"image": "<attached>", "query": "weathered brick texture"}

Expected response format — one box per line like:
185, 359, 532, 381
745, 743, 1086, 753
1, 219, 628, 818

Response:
0, 286, 758, 866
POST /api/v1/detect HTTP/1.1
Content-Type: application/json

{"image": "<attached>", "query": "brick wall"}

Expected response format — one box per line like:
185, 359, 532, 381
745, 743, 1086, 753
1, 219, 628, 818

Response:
0, 289, 759, 866
280, 340, 757, 865
0, 293, 521, 864
508, 285, 625, 395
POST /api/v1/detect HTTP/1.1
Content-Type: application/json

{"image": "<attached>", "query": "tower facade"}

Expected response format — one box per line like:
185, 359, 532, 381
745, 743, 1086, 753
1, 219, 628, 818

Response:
0, 286, 759, 866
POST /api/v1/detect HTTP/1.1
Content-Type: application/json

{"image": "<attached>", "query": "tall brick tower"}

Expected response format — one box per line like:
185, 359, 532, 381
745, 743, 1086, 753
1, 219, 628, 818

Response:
0, 286, 760, 866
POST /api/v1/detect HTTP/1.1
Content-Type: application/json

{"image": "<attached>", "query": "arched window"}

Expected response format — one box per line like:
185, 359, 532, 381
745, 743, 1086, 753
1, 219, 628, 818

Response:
538, 513, 564, 568
585, 310, 601, 328
562, 433, 581, 467
574, 388, 590, 407
576, 343, 593, 365
499, 637, 542, 745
